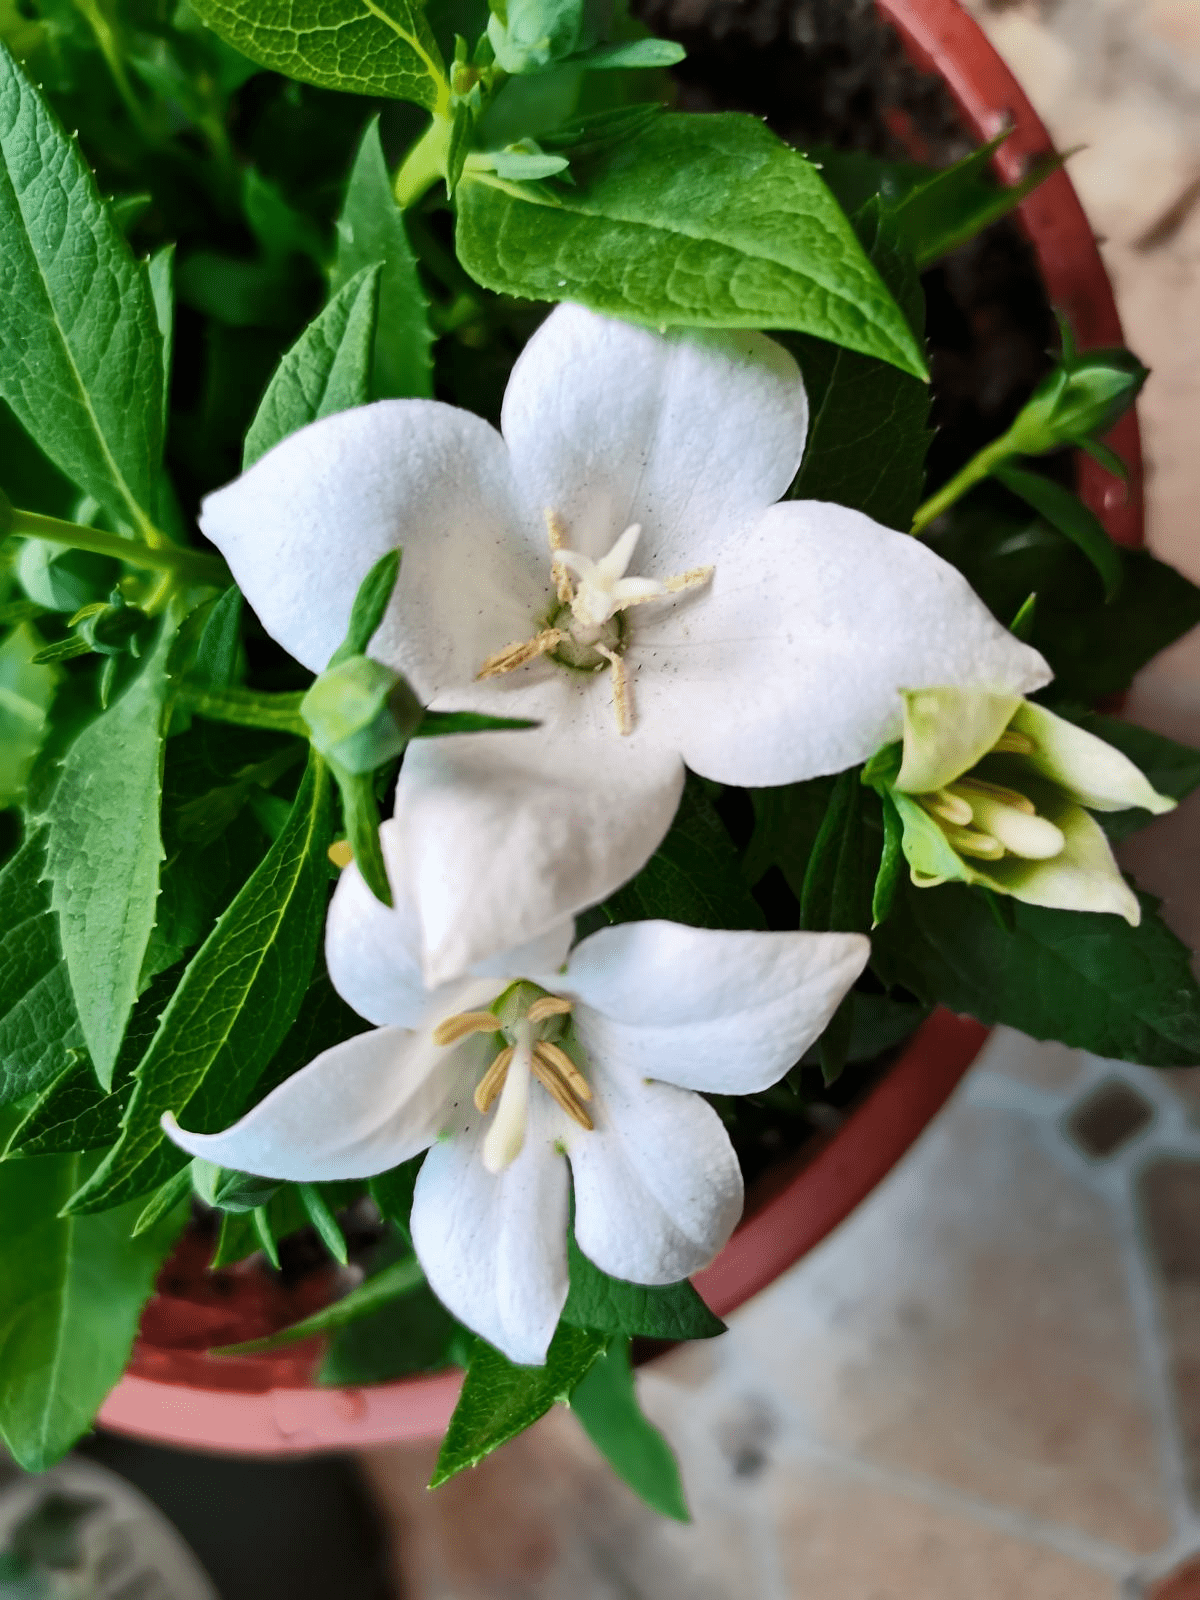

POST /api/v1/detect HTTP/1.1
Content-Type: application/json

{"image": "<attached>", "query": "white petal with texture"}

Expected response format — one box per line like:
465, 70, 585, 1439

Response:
1012, 702, 1177, 815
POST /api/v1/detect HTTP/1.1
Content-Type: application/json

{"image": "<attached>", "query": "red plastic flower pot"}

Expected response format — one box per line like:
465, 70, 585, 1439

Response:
97, 0, 1143, 1456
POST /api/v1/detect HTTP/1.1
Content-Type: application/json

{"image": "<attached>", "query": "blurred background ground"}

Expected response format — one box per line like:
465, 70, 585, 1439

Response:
8, 3, 1200, 1595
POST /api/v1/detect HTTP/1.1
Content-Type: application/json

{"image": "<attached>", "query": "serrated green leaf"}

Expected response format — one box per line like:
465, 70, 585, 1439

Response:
318, 1231, 463, 1382
0, 44, 163, 533
0, 830, 83, 1108
242, 263, 382, 469
42, 627, 172, 1089
146, 244, 175, 440
332, 117, 434, 401
571, 1339, 689, 1521
0, 1151, 183, 1471
993, 462, 1121, 602
788, 200, 932, 531
188, 0, 448, 110
191, 587, 244, 690
220, 1254, 425, 1351
66, 755, 333, 1213
562, 1234, 724, 1339
595, 774, 765, 932
431, 1324, 609, 1486
871, 879, 1200, 1067
456, 111, 927, 376
893, 134, 1066, 269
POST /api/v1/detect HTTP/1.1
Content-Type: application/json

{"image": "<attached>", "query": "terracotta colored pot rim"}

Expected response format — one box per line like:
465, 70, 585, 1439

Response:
98, 0, 1142, 1457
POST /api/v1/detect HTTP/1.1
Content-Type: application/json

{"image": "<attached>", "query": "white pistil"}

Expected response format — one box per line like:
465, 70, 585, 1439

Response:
482, 1020, 534, 1174
596, 643, 632, 736
556, 522, 714, 631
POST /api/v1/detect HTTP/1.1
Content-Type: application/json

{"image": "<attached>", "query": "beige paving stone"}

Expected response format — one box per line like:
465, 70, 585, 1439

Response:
772, 1460, 1119, 1600
974, 1026, 1087, 1094
731, 1098, 1173, 1553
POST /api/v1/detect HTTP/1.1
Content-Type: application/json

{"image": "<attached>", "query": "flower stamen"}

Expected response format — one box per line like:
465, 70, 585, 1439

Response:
944, 824, 1006, 861
432, 1010, 502, 1046
954, 777, 1036, 815
921, 789, 973, 827
474, 1044, 515, 1113
526, 994, 573, 1024
533, 1039, 592, 1101
477, 628, 567, 680
596, 643, 632, 735
532, 1044, 594, 1130
993, 729, 1037, 755
544, 508, 575, 604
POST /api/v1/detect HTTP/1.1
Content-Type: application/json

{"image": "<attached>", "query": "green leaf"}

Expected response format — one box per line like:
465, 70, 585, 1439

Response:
0, 1152, 183, 1471
0, 621, 58, 807
871, 879, 1200, 1067
318, 1232, 463, 1382
146, 244, 175, 440
743, 774, 837, 892
368, 1156, 422, 1242
562, 1235, 724, 1339
571, 1339, 689, 1521
191, 587, 243, 690
66, 755, 333, 1213
872, 788, 905, 928
188, 0, 448, 111
456, 111, 927, 377
431, 1324, 609, 1486
42, 627, 172, 1088
799, 771, 874, 936
242, 264, 382, 469
220, 1254, 426, 1352
0, 45, 163, 533
298, 1182, 348, 1264
332, 118, 434, 401
787, 200, 932, 532
573, 38, 685, 69
595, 774, 765, 932
0, 830, 84, 1108
992, 462, 1121, 602
330, 549, 402, 665
416, 710, 538, 737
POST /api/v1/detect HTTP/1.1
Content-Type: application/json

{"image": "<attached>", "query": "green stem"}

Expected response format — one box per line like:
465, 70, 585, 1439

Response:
393, 116, 453, 208
910, 435, 1017, 536
72, 0, 156, 144
5, 506, 229, 585
182, 684, 309, 737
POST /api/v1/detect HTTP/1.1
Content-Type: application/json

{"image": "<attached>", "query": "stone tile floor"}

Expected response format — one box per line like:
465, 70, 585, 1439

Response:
359, 6, 1200, 1595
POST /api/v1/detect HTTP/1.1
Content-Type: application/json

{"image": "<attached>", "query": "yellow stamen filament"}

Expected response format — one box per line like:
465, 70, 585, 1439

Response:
474, 1045, 514, 1113
533, 1040, 593, 1101
922, 789, 974, 827
945, 824, 1006, 861
477, 628, 567, 680
596, 643, 632, 735
526, 995, 573, 1024
327, 839, 353, 869
432, 1010, 502, 1046
544, 508, 575, 604
993, 729, 1037, 755
954, 777, 1036, 815
532, 1051, 594, 1130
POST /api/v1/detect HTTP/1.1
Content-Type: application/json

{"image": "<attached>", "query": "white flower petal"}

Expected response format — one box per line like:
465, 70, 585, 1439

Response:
897, 687, 1023, 794
161, 1024, 477, 1182
200, 401, 541, 685
561, 921, 868, 1094
569, 1065, 744, 1284
394, 730, 686, 987
411, 1093, 571, 1365
1012, 702, 1177, 816
627, 501, 1052, 787
501, 305, 808, 567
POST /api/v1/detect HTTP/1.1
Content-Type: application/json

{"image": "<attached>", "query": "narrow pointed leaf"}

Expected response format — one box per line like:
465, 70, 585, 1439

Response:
993, 461, 1122, 601
0, 44, 163, 531
571, 1339, 690, 1521
243, 263, 383, 469
0, 830, 84, 1107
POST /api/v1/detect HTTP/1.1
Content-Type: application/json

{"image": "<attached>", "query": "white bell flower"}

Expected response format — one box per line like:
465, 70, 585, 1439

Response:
201, 304, 1048, 984
163, 824, 870, 1365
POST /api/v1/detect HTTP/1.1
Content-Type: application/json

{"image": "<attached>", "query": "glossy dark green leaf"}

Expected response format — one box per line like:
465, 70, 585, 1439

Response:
42, 627, 172, 1088
331, 118, 434, 401
431, 1324, 609, 1486
571, 1338, 689, 1521
562, 1234, 724, 1339
242, 263, 382, 468
0, 1152, 183, 1470
66, 755, 333, 1212
221, 1255, 426, 1352
456, 111, 927, 376
0, 830, 83, 1108
993, 462, 1121, 601
871, 879, 1200, 1066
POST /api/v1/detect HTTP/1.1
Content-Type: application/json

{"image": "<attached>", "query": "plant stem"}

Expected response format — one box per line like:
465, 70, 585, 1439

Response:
393, 116, 452, 208
181, 684, 309, 737
910, 435, 1016, 536
5, 506, 229, 585
72, 0, 156, 145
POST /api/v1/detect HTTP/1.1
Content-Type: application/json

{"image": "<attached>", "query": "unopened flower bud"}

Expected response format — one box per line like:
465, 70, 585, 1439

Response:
1006, 350, 1147, 457
301, 655, 424, 775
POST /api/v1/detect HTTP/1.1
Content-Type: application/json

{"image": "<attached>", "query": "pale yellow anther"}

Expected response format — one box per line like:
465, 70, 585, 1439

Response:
531, 1048, 594, 1130
923, 789, 973, 828
432, 1010, 501, 1047
474, 1044, 515, 1113
544, 509, 575, 604
327, 839, 354, 870
954, 777, 1036, 815
993, 729, 1037, 755
664, 565, 715, 595
526, 994, 573, 1024
533, 1039, 593, 1101
477, 628, 567, 680
945, 824, 1006, 861
596, 643, 632, 736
